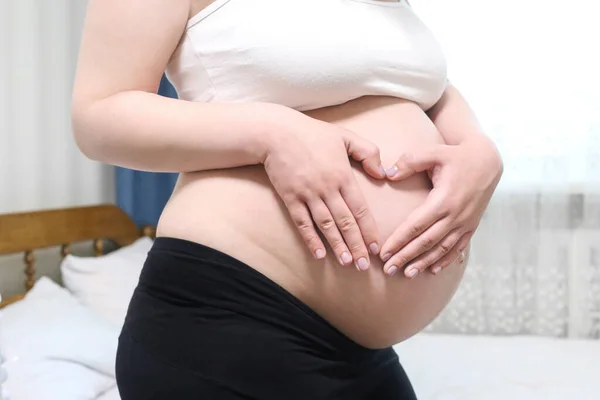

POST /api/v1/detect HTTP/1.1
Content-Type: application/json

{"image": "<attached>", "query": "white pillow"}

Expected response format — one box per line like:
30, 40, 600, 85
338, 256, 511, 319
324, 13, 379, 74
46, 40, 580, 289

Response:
0, 277, 119, 378
2, 359, 114, 400
61, 237, 153, 327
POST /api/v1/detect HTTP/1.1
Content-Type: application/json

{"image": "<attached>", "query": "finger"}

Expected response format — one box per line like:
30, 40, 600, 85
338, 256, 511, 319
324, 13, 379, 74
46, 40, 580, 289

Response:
287, 201, 327, 260
402, 228, 463, 278
325, 194, 370, 271
343, 132, 386, 179
308, 199, 353, 266
429, 245, 461, 275
380, 189, 446, 261
431, 231, 473, 275
386, 146, 447, 181
340, 179, 380, 256
383, 218, 452, 277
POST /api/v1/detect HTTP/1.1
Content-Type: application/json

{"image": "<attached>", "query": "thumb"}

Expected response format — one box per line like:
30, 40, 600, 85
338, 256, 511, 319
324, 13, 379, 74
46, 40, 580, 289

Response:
343, 132, 386, 179
386, 146, 445, 181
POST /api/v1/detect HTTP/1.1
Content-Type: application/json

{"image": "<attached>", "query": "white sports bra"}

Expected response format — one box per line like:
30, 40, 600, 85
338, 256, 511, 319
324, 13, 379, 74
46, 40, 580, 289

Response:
165, 0, 448, 111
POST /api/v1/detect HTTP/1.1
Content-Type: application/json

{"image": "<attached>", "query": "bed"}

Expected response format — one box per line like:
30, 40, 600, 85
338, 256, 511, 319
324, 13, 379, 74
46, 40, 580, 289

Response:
1, 205, 599, 400
0, 205, 155, 400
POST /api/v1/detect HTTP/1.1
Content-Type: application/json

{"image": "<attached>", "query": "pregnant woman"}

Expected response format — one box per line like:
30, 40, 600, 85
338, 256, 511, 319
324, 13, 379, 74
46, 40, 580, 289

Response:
71, 0, 503, 398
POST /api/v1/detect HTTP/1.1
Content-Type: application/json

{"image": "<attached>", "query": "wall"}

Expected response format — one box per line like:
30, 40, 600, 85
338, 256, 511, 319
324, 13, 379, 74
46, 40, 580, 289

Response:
0, 0, 114, 215
0, 0, 113, 296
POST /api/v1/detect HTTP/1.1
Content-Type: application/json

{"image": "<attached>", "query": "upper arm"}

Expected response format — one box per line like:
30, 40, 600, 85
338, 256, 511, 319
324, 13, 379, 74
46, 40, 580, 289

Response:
71, 0, 190, 108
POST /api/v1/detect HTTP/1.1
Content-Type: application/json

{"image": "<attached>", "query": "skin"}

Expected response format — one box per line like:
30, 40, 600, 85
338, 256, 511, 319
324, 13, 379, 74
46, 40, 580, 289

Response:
381, 83, 503, 278
71, 0, 502, 348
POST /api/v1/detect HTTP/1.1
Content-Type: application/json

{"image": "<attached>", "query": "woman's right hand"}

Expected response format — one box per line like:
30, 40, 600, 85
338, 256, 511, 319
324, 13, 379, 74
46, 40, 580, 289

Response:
262, 110, 386, 271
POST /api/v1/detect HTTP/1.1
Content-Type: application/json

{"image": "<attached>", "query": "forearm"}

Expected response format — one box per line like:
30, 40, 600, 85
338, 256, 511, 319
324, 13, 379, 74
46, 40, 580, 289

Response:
72, 91, 289, 173
427, 82, 489, 146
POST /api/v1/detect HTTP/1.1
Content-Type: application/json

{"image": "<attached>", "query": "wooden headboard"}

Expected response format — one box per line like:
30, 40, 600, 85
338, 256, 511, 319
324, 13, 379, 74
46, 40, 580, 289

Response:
0, 204, 155, 309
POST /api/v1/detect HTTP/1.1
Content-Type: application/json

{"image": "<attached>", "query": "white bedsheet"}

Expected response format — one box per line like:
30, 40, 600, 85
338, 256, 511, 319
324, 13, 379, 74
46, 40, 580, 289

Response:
97, 386, 120, 400
2, 359, 113, 400
0, 279, 118, 400
394, 333, 600, 400
3, 332, 600, 399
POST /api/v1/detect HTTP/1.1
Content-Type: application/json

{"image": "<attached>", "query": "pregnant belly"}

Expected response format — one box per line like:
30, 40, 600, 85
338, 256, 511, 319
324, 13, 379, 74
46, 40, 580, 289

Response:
157, 96, 468, 348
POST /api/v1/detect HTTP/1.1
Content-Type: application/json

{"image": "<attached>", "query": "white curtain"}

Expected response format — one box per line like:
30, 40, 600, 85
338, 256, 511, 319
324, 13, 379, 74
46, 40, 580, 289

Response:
0, 0, 113, 215
412, 0, 600, 339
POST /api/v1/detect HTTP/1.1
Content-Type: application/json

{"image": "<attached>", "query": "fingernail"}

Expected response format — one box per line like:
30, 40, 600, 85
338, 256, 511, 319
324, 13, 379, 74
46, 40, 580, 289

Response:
432, 266, 442, 274
369, 242, 379, 255
379, 164, 386, 177
341, 252, 352, 264
406, 268, 419, 278
357, 257, 369, 271
381, 253, 392, 262
387, 266, 398, 276
315, 249, 325, 259
385, 165, 398, 178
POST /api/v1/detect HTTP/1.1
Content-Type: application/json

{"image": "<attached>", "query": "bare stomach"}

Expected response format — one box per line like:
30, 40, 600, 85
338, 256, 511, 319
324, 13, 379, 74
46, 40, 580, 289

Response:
156, 96, 467, 348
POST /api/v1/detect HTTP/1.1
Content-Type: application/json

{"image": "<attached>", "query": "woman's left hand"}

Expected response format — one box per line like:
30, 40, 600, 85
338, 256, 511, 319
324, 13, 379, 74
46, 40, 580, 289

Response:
379, 136, 503, 278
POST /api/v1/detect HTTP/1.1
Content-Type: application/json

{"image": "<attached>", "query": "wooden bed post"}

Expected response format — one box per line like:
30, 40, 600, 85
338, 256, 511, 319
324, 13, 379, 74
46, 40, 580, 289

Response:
24, 250, 36, 291
0, 204, 153, 309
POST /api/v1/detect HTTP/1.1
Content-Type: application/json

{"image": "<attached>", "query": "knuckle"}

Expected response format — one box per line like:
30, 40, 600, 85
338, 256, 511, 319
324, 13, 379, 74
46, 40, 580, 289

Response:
318, 217, 336, 231
398, 153, 413, 166
448, 198, 462, 211
328, 169, 347, 186
291, 187, 312, 202
439, 243, 453, 255
352, 205, 370, 221
295, 219, 314, 232
354, 204, 369, 219
366, 143, 379, 156
438, 206, 452, 219
290, 211, 311, 230
416, 262, 429, 272
440, 257, 454, 268
410, 224, 423, 236
337, 172, 353, 187
331, 239, 347, 252
338, 216, 357, 233
393, 254, 410, 267
420, 238, 434, 251
347, 241, 364, 253
304, 234, 321, 246
302, 180, 327, 199
280, 190, 299, 205
315, 186, 331, 199
290, 174, 310, 190
294, 172, 310, 187
441, 196, 462, 215
446, 257, 457, 267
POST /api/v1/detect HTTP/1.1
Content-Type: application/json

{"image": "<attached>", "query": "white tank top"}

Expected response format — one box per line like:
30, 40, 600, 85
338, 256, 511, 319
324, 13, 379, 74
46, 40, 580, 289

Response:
166, 0, 448, 111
